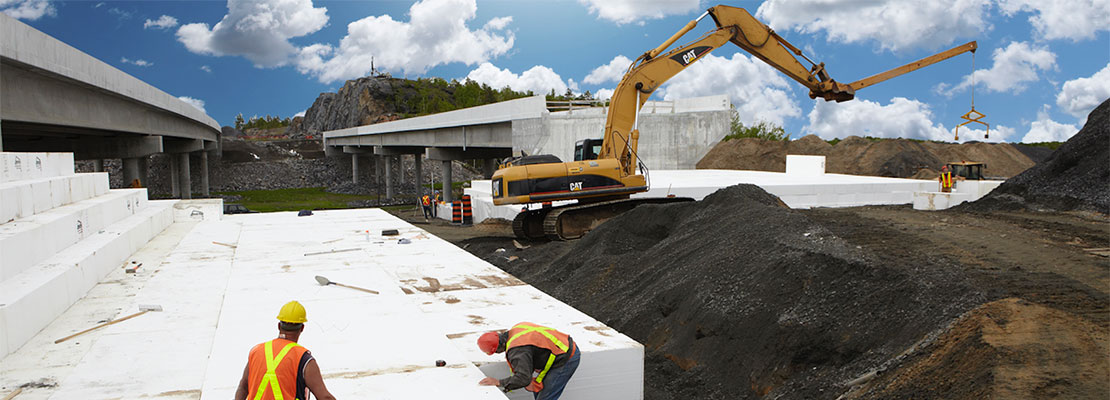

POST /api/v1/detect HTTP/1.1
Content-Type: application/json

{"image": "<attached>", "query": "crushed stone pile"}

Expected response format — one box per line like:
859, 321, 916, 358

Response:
474, 185, 981, 399
962, 98, 1109, 214
697, 135, 1037, 179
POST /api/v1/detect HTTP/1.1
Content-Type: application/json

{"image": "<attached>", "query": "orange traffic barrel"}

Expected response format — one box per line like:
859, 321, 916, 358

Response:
461, 195, 473, 226
451, 201, 463, 224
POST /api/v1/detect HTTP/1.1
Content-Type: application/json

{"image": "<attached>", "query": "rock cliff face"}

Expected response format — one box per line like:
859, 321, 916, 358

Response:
288, 76, 408, 137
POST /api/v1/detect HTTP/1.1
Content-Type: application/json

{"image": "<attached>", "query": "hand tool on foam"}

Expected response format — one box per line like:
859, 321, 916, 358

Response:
55, 305, 162, 344
315, 275, 379, 294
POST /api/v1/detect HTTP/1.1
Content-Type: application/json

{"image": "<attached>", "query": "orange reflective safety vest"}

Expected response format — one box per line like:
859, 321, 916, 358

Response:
247, 339, 310, 400
940, 171, 953, 189
421, 195, 431, 206
505, 322, 576, 393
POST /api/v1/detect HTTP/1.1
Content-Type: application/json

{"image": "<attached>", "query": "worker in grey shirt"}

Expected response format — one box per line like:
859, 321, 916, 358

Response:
477, 322, 581, 399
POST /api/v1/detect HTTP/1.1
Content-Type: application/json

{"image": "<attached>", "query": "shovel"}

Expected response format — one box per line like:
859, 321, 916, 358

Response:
315, 275, 379, 295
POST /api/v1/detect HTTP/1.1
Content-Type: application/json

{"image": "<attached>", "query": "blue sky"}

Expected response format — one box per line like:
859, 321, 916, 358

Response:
4, 0, 1108, 143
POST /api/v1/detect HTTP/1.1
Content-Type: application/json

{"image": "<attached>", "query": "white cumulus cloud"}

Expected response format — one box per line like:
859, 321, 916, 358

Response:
200, 65, 212, 73
1056, 64, 1110, 119
654, 52, 800, 127
578, 0, 700, 25
940, 41, 1055, 96
1, 0, 55, 20
144, 15, 178, 30
465, 62, 577, 95
584, 55, 633, 85
120, 57, 153, 67
755, 0, 992, 51
997, 0, 1110, 41
295, 0, 513, 83
804, 97, 1014, 143
176, 0, 329, 68
177, 96, 207, 113
1021, 109, 1079, 143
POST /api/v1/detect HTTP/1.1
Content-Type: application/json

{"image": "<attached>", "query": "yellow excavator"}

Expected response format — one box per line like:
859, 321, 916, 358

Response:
493, 5, 978, 240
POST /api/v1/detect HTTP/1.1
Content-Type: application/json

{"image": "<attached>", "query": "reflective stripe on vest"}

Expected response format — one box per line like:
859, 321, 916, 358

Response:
505, 323, 571, 392
254, 340, 299, 400
941, 172, 953, 188
422, 195, 431, 206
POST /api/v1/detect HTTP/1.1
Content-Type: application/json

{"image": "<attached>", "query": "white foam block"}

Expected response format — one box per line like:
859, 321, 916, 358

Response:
0, 201, 176, 358
0, 190, 147, 281
0, 153, 74, 183
786, 155, 826, 176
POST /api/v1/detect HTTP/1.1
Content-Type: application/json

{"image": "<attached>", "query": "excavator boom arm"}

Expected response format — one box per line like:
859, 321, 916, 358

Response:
848, 41, 978, 91
600, 5, 977, 177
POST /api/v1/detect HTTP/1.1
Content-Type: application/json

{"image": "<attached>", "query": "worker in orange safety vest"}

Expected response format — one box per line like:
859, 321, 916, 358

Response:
939, 165, 954, 193
235, 301, 336, 400
421, 194, 433, 220
477, 322, 580, 400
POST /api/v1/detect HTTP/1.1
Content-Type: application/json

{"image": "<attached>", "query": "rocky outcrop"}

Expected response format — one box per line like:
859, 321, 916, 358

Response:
288, 76, 408, 138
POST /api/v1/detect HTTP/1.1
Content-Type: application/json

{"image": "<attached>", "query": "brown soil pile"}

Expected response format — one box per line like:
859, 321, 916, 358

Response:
464, 185, 982, 399
697, 135, 1037, 179
847, 298, 1109, 399
962, 99, 1110, 214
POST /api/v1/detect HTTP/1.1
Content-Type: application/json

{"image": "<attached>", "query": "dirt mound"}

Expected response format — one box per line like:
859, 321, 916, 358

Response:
468, 185, 980, 399
848, 298, 1108, 399
697, 135, 1037, 179
962, 99, 1110, 214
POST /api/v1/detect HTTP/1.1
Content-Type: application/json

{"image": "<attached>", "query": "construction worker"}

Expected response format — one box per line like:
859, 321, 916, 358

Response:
477, 322, 580, 400
433, 190, 442, 217
234, 301, 336, 400
939, 165, 954, 193
421, 193, 433, 220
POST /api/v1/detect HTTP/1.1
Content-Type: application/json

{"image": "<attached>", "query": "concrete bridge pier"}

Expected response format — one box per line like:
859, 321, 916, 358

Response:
176, 153, 191, 199
440, 160, 453, 204
426, 147, 512, 204
384, 156, 394, 200
414, 154, 424, 198
397, 155, 406, 188
342, 146, 373, 184
198, 151, 209, 197
91, 159, 104, 172
165, 139, 203, 199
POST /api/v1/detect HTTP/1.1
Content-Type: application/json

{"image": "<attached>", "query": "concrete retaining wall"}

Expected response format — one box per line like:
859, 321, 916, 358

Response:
513, 95, 730, 170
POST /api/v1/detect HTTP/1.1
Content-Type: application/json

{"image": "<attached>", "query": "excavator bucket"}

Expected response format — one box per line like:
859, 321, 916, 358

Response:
954, 107, 988, 140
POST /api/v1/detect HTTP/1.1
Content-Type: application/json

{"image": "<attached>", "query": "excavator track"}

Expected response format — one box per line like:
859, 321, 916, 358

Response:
512, 209, 549, 241
541, 197, 693, 241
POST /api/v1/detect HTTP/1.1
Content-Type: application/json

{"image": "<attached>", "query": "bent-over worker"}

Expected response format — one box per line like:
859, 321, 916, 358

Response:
477, 322, 580, 400
235, 301, 336, 400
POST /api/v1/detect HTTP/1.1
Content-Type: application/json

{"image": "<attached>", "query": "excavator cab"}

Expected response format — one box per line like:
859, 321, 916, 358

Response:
946, 162, 984, 180
574, 138, 604, 161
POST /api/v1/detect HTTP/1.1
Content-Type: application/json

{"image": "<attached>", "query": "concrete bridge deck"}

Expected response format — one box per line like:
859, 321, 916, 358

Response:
1, 13, 221, 198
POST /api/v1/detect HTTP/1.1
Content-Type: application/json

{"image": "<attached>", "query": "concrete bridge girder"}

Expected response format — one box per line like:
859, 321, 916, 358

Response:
425, 147, 511, 161
326, 122, 512, 149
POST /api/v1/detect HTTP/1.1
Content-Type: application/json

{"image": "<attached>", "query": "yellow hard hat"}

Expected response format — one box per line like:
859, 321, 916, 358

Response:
276, 301, 307, 323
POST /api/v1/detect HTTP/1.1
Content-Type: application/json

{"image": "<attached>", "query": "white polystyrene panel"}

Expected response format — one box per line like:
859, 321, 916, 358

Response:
0, 200, 178, 358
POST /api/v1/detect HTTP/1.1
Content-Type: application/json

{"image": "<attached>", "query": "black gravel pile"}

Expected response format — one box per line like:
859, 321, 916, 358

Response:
482, 185, 980, 399
963, 99, 1109, 214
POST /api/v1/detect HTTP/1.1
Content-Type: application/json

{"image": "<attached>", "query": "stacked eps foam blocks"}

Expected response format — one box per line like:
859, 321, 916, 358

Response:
0, 152, 177, 358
